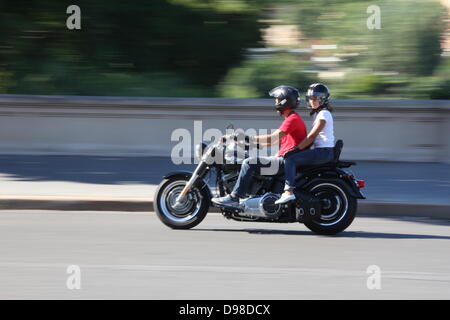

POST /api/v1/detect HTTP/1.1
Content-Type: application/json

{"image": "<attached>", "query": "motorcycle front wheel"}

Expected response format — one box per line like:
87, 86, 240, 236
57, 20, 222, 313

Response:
155, 177, 210, 229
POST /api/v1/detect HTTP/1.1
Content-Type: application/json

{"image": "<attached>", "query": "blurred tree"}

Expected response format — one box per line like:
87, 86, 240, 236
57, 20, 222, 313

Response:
0, 0, 447, 98
0, 0, 266, 96
283, 0, 445, 76
218, 54, 314, 98
363, 0, 445, 76
404, 76, 450, 99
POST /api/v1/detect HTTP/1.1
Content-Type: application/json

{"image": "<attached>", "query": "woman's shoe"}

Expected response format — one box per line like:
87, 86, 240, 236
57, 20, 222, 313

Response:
275, 193, 296, 204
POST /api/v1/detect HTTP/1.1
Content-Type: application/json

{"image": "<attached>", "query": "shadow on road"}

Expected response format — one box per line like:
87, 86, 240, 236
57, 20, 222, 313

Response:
0, 155, 196, 185
193, 228, 450, 240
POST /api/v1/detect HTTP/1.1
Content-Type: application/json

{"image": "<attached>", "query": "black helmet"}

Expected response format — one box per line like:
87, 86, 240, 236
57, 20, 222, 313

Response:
268, 85, 300, 112
306, 83, 330, 108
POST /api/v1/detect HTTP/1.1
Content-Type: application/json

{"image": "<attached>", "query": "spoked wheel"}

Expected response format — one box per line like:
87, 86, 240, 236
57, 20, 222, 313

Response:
155, 177, 210, 229
304, 181, 357, 235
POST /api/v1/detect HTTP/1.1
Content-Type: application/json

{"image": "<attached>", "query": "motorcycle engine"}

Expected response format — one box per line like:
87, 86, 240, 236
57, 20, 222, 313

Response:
239, 193, 282, 219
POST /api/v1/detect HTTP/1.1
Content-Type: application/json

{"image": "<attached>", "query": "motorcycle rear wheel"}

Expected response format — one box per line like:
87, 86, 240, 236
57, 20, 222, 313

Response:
303, 181, 357, 235
155, 177, 210, 229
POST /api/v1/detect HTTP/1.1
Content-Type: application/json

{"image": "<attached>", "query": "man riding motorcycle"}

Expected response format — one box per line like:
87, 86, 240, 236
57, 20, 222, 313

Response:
211, 85, 307, 208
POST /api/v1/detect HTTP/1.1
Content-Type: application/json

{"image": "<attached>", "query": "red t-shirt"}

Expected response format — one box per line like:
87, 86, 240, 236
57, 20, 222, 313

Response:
278, 112, 307, 157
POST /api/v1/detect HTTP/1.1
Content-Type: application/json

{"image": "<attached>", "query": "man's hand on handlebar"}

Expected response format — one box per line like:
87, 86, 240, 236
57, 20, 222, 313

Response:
221, 132, 261, 149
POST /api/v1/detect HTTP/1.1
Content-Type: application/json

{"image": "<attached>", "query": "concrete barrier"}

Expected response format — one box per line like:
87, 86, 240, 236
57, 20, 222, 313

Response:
0, 94, 449, 163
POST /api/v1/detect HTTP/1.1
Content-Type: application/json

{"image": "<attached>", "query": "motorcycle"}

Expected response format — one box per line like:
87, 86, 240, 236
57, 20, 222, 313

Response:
155, 125, 365, 235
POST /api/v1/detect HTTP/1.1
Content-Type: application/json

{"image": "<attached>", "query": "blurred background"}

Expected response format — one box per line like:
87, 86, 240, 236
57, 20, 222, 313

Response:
0, 0, 449, 99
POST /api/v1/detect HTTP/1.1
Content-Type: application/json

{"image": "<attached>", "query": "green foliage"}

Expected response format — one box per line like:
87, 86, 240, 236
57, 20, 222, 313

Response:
332, 74, 391, 99
0, 0, 448, 99
281, 0, 366, 39
401, 57, 450, 99
363, 0, 444, 76
284, 0, 445, 76
0, 0, 264, 96
404, 76, 450, 100
434, 56, 450, 77
326, 73, 410, 99
218, 54, 314, 98
346, 74, 387, 95
168, 0, 269, 12
0, 72, 15, 94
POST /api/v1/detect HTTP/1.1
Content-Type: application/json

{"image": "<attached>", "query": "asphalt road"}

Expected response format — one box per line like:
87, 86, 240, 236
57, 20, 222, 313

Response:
0, 210, 449, 299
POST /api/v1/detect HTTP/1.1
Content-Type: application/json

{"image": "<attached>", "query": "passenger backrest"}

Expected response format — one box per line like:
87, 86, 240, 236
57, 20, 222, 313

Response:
334, 140, 343, 162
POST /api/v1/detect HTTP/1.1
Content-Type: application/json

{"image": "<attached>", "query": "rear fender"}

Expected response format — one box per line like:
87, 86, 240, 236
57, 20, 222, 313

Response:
299, 177, 365, 199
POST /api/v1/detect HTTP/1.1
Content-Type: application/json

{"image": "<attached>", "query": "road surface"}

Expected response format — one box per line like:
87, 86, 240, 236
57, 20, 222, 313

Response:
0, 210, 449, 299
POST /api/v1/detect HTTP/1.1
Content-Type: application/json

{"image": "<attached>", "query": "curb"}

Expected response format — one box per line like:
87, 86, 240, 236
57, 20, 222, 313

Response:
0, 198, 154, 212
0, 197, 448, 220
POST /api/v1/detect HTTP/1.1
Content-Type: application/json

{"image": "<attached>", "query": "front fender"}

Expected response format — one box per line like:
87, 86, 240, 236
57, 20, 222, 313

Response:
163, 171, 193, 180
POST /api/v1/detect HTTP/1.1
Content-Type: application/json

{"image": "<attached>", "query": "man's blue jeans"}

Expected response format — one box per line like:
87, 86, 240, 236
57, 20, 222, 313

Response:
284, 148, 334, 191
231, 156, 284, 198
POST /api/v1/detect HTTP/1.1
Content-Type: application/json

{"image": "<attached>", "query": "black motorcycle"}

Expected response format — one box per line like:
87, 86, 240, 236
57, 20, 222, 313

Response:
155, 127, 365, 235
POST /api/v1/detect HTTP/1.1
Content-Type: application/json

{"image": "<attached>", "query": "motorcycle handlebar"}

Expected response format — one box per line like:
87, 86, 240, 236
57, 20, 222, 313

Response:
221, 134, 261, 149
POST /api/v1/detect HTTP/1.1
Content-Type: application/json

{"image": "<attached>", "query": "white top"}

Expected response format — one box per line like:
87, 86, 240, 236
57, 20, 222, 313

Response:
312, 109, 335, 148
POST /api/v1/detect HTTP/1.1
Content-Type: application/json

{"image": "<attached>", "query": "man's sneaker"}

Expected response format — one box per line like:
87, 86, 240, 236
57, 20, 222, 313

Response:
275, 193, 296, 205
211, 195, 239, 207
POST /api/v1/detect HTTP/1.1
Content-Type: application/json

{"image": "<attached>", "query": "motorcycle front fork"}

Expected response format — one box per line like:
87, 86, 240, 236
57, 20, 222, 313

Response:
174, 161, 209, 205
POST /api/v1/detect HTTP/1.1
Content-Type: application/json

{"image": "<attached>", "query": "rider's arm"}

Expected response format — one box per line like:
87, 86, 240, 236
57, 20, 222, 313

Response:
253, 130, 286, 146
297, 119, 326, 150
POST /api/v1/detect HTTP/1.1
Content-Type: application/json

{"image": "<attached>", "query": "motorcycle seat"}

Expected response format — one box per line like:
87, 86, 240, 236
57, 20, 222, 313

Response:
296, 160, 355, 172
294, 140, 355, 172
